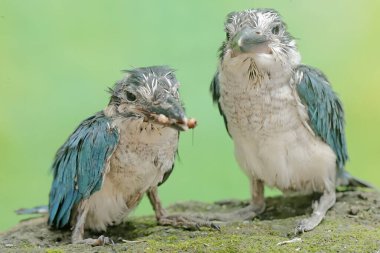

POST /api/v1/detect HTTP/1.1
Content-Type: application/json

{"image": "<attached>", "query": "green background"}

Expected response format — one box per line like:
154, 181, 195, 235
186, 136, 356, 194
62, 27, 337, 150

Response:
1, 0, 379, 232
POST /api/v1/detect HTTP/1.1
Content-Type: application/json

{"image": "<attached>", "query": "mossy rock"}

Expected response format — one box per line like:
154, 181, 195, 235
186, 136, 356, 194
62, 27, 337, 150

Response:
1, 190, 379, 253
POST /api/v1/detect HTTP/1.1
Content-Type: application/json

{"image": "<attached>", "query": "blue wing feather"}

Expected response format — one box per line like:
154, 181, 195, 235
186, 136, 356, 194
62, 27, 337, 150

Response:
48, 112, 119, 228
210, 71, 231, 136
295, 65, 348, 172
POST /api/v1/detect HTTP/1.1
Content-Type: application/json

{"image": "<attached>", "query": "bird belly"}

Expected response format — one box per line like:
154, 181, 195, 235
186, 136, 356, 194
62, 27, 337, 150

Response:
84, 120, 178, 231
234, 125, 337, 193
83, 176, 139, 231
219, 73, 336, 193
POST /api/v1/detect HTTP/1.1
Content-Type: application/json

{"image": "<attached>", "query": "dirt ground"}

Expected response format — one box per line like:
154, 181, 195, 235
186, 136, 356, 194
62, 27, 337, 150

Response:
1, 190, 379, 253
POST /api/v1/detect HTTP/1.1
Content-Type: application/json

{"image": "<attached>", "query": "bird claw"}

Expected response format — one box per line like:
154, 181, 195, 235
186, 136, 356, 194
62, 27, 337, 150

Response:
295, 217, 319, 235
158, 215, 219, 231
76, 235, 114, 246
295, 223, 306, 235
211, 223, 221, 231
190, 204, 262, 223
97, 235, 114, 246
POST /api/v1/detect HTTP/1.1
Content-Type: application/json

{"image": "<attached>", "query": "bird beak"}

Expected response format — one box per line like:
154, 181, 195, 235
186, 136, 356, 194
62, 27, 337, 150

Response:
143, 97, 190, 131
231, 27, 272, 57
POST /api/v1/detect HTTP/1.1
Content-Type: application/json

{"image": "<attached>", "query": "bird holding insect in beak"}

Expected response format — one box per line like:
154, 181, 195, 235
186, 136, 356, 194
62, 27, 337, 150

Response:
48, 66, 212, 245
210, 8, 369, 233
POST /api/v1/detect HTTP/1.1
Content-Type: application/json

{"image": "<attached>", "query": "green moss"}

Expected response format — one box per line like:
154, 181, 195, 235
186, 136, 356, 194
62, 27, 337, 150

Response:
45, 249, 64, 253
1, 190, 380, 252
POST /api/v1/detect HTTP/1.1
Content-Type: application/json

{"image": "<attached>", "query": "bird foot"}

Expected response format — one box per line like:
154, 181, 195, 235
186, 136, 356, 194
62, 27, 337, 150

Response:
158, 214, 220, 231
75, 235, 114, 246
196, 203, 264, 222
295, 190, 334, 234
229, 204, 263, 221
295, 215, 324, 234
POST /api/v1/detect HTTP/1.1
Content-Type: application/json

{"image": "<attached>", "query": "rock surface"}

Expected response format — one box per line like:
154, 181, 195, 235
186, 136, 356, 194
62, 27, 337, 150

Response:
1, 190, 379, 252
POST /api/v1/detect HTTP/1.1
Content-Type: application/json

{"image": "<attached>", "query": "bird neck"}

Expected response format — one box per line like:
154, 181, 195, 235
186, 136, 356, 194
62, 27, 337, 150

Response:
104, 104, 118, 117
103, 105, 178, 144
220, 48, 300, 88
221, 57, 294, 90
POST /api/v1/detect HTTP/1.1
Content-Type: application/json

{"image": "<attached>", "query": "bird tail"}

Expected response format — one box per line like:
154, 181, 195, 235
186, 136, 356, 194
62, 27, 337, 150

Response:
15, 205, 48, 215
346, 176, 374, 188
337, 170, 374, 189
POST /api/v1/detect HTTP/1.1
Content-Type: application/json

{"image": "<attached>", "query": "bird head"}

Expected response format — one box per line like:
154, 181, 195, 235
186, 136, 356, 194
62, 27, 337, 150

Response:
220, 8, 300, 70
108, 66, 191, 131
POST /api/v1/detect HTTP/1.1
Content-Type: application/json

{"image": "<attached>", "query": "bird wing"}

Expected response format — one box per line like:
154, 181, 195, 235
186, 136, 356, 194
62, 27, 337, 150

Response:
210, 71, 231, 136
294, 65, 348, 172
158, 134, 179, 187
48, 112, 119, 228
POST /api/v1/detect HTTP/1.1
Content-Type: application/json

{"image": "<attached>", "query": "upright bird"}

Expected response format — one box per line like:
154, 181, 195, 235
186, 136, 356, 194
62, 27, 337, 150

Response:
210, 8, 368, 233
48, 66, 213, 245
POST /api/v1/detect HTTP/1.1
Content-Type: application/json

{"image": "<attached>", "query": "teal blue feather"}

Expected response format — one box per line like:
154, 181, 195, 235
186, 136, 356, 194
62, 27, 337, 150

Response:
48, 112, 119, 228
210, 71, 230, 136
295, 65, 348, 172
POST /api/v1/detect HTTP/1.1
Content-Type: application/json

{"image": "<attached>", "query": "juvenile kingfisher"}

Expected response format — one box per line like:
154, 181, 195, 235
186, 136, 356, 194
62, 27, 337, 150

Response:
48, 66, 213, 245
210, 8, 368, 233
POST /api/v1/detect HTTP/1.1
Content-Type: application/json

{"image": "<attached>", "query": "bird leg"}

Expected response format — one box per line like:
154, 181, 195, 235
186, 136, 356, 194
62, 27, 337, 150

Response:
250, 177, 266, 214
147, 186, 167, 220
71, 200, 113, 246
295, 188, 336, 233
147, 186, 219, 230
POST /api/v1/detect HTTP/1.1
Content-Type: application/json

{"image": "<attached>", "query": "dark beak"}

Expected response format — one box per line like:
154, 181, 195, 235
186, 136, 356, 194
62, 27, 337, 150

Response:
231, 28, 272, 56
143, 97, 189, 131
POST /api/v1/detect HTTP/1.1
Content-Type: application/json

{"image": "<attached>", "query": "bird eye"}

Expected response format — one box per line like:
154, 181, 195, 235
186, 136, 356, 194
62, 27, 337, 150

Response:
125, 91, 137, 102
271, 25, 280, 35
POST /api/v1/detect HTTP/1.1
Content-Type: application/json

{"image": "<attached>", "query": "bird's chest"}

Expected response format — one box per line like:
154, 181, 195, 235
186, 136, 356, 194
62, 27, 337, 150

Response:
219, 71, 300, 138
108, 120, 178, 199
217, 68, 336, 193
84, 119, 178, 231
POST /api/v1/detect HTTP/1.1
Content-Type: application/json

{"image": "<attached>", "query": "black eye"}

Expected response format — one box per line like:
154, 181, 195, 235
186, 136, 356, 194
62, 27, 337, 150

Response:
125, 91, 136, 102
271, 25, 280, 35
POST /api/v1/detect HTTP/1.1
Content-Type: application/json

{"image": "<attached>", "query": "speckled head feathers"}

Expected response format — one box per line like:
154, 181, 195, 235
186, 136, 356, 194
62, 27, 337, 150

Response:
109, 66, 179, 105
220, 8, 300, 67
224, 9, 289, 40
107, 66, 187, 128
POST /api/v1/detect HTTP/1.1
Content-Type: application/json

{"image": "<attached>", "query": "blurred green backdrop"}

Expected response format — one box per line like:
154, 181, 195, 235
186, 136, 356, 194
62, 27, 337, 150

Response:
1, 0, 379, 232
